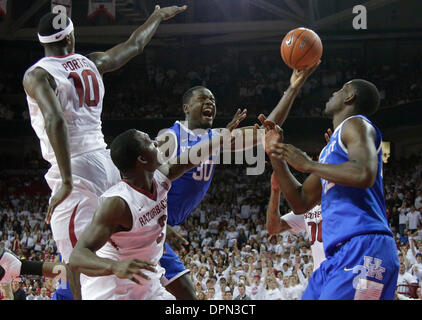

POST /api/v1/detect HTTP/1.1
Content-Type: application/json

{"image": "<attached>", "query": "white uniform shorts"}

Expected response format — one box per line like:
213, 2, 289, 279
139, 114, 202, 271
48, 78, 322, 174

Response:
82, 267, 176, 300
47, 149, 121, 263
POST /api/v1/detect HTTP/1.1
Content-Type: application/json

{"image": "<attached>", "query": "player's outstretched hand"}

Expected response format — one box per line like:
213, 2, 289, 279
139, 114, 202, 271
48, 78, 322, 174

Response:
111, 258, 157, 285
226, 108, 247, 132
290, 60, 321, 90
153, 5, 188, 21
166, 225, 189, 251
255, 114, 283, 155
270, 143, 314, 173
324, 128, 333, 145
46, 182, 73, 224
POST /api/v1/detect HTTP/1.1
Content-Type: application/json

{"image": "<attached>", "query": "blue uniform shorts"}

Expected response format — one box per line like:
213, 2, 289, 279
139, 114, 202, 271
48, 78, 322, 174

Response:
52, 281, 74, 300
159, 242, 190, 286
302, 234, 399, 300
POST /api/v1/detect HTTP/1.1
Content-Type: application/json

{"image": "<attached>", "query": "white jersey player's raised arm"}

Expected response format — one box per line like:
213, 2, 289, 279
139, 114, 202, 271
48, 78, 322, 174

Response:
266, 173, 326, 271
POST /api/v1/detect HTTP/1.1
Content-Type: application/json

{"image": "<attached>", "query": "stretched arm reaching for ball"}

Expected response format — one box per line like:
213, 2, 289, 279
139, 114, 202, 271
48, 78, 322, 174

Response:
266, 61, 320, 126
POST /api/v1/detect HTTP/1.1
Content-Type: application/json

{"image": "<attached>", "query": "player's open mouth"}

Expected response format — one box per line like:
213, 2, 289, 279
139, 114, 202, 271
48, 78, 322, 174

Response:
202, 107, 215, 120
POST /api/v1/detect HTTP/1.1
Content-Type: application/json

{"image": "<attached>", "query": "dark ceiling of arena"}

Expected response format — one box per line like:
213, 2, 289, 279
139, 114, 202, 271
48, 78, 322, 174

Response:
1, 0, 421, 46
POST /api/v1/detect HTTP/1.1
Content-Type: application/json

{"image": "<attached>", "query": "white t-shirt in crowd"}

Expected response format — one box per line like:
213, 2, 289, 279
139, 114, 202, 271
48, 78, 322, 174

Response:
399, 209, 409, 225
264, 288, 283, 300
407, 210, 421, 230
397, 272, 418, 286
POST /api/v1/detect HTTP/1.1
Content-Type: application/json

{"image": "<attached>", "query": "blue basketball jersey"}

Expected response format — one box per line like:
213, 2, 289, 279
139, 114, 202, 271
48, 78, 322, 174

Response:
165, 121, 218, 226
318, 115, 393, 256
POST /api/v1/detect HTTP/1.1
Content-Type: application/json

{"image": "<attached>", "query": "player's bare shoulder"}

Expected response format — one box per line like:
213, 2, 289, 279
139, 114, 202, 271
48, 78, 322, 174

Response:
23, 66, 56, 96
85, 52, 109, 74
342, 116, 377, 144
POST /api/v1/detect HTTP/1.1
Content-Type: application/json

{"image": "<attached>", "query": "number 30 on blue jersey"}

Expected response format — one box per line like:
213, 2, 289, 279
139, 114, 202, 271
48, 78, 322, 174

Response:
192, 160, 214, 181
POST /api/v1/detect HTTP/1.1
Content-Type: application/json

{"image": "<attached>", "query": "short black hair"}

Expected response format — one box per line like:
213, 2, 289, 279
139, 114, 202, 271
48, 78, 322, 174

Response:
110, 129, 144, 173
182, 86, 207, 106
348, 79, 380, 116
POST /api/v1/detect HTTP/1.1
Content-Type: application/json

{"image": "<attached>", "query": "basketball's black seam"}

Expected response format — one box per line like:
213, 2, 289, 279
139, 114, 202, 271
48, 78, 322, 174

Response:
295, 37, 318, 68
289, 29, 307, 68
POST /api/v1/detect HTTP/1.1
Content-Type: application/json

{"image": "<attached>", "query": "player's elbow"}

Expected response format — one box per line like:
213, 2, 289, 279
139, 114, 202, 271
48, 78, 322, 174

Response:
126, 37, 144, 55
44, 112, 66, 129
292, 207, 308, 215
284, 202, 309, 215
68, 250, 81, 273
357, 169, 377, 189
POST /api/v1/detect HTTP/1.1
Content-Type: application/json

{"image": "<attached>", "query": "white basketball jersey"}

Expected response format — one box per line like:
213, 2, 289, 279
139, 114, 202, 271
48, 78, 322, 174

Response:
82, 170, 172, 300
282, 205, 326, 271
24, 53, 107, 165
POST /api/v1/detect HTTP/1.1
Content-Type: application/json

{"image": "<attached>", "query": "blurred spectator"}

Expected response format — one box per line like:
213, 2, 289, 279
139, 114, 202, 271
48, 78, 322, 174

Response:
26, 287, 38, 300
399, 202, 409, 236
12, 279, 26, 300
233, 283, 250, 300
36, 287, 51, 300
407, 206, 421, 234
1, 51, 422, 122
397, 263, 418, 296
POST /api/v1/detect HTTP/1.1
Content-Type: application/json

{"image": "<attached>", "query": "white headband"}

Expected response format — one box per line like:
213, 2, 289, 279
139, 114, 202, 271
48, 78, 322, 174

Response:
38, 19, 74, 44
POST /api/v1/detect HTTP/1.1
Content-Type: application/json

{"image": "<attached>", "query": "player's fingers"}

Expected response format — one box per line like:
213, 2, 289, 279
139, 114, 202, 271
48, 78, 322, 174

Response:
275, 125, 283, 133
130, 264, 154, 277
281, 144, 293, 151
176, 233, 189, 245
270, 153, 285, 160
134, 269, 152, 281
270, 142, 284, 149
163, 5, 187, 20
324, 133, 330, 144
46, 205, 55, 224
308, 60, 321, 74
128, 274, 142, 285
172, 242, 183, 251
133, 259, 156, 267
233, 120, 240, 131
263, 120, 275, 130
140, 263, 157, 273
270, 147, 283, 155
258, 114, 267, 125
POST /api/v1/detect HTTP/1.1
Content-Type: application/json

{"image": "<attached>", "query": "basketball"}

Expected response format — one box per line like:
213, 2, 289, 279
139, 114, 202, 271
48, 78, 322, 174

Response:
281, 27, 323, 71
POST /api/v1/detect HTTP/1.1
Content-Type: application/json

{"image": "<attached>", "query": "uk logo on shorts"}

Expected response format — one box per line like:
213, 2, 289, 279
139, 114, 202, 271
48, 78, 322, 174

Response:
345, 256, 387, 300
344, 256, 386, 288
364, 256, 386, 281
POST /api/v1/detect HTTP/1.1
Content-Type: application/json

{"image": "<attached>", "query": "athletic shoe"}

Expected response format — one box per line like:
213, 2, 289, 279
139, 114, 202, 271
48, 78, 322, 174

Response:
0, 248, 22, 284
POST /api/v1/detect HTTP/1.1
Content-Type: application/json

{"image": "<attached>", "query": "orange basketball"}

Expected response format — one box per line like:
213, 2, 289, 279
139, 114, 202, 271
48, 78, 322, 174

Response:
281, 27, 323, 71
